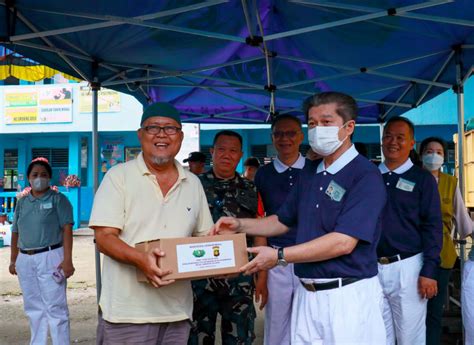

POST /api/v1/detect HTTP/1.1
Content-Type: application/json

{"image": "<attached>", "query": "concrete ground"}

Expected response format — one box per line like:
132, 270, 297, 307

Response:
0, 230, 264, 345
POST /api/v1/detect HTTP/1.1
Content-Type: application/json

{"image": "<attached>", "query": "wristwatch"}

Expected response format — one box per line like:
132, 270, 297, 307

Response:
277, 247, 288, 267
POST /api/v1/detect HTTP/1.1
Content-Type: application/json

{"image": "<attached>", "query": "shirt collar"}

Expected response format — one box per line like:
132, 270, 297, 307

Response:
273, 153, 306, 173
378, 158, 413, 174
136, 152, 186, 181
316, 145, 358, 175
27, 188, 54, 202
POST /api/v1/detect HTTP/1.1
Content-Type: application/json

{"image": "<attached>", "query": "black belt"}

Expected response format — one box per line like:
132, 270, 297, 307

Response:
20, 243, 62, 255
301, 278, 361, 292
378, 252, 419, 265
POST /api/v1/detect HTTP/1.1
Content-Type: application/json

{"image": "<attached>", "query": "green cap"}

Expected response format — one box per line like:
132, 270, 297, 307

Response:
140, 102, 181, 126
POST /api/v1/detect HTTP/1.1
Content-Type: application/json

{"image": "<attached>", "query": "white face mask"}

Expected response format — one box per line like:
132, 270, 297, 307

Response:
308, 124, 348, 157
30, 177, 50, 192
422, 153, 444, 171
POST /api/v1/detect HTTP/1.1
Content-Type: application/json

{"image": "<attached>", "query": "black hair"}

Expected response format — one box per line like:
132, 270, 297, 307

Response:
27, 160, 52, 179
419, 136, 447, 159
384, 117, 415, 139
303, 91, 358, 123
271, 114, 302, 130
244, 157, 260, 168
213, 130, 243, 149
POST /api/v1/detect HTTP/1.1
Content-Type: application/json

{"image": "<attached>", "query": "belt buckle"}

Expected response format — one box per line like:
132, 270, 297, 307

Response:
26, 250, 35, 255
379, 257, 390, 265
303, 282, 316, 292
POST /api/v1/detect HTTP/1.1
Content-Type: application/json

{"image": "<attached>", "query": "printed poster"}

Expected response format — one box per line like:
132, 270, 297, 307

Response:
4, 86, 73, 124
79, 86, 121, 113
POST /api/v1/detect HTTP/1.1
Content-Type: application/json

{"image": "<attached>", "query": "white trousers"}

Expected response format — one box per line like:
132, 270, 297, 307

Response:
16, 247, 70, 345
377, 253, 426, 345
264, 263, 300, 345
462, 260, 474, 345
291, 276, 385, 345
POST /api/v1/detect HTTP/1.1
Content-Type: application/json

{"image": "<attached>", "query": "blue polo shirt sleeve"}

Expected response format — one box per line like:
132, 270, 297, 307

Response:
419, 174, 443, 279
334, 169, 386, 243
275, 181, 299, 228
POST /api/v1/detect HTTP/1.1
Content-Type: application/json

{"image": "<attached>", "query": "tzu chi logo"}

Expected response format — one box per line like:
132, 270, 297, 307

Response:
213, 245, 220, 257
192, 249, 205, 258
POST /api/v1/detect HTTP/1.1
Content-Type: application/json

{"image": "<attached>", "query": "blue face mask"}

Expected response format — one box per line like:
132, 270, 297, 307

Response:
422, 153, 444, 171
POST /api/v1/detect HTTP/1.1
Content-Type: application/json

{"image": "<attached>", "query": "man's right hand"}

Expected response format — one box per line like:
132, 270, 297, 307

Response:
211, 216, 241, 235
137, 248, 175, 288
8, 262, 16, 275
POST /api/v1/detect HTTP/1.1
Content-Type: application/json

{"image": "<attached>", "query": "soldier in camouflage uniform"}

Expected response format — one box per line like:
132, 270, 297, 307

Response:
188, 130, 268, 345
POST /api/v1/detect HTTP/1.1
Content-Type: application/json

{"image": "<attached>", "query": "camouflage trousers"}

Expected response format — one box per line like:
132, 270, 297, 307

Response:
188, 277, 256, 345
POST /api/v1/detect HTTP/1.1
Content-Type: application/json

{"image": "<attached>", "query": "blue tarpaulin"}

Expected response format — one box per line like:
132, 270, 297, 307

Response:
1, 0, 473, 124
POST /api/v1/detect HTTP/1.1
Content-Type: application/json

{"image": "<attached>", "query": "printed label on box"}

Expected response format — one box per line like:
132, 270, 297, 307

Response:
176, 240, 235, 273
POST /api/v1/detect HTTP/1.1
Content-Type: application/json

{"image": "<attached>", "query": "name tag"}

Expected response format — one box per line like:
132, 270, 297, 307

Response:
41, 202, 53, 210
396, 178, 415, 192
325, 180, 346, 202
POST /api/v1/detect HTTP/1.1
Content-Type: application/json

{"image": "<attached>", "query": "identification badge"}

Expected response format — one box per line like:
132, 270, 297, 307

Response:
396, 178, 415, 192
325, 180, 346, 202
41, 202, 53, 210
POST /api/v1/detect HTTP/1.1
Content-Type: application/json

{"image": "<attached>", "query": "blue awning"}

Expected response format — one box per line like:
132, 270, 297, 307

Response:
1, 0, 473, 124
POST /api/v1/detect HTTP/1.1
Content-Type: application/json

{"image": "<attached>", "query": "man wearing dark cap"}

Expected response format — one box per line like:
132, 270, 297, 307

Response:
183, 151, 206, 175
243, 157, 260, 182
89, 102, 213, 345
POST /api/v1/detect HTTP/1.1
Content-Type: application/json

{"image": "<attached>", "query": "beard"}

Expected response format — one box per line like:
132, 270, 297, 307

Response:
151, 155, 172, 166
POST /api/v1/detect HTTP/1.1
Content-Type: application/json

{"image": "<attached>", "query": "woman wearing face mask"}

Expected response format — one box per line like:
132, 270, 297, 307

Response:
419, 137, 473, 345
8, 157, 75, 345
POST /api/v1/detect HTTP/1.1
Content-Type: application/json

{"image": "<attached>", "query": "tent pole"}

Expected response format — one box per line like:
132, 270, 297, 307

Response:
91, 81, 101, 303
379, 123, 384, 162
455, 55, 466, 343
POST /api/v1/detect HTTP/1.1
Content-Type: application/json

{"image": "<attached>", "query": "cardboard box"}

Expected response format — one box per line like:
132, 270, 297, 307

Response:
135, 233, 248, 281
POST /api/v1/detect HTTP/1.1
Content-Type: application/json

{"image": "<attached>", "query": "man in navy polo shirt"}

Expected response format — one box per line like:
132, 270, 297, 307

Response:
254, 114, 311, 345
378, 117, 442, 345
213, 91, 387, 344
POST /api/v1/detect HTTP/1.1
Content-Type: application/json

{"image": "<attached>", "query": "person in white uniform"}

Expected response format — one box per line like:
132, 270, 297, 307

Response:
377, 117, 442, 345
253, 114, 309, 345
9, 157, 75, 345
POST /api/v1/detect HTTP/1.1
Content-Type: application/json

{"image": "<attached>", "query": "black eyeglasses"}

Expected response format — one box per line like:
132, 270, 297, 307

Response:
272, 130, 299, 139
142, 125, 182, 135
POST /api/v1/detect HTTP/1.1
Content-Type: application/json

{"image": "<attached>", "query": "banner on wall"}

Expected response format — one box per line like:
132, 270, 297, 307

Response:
101, 137, 125, 173
79, 86, 121, 113
4, 86, 73, 124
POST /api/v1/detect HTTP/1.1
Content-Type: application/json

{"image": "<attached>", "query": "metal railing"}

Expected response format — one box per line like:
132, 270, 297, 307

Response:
0, 192, 18, 222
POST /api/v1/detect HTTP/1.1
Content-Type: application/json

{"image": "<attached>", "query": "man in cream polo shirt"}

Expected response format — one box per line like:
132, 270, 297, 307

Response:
89, 102, 213, 345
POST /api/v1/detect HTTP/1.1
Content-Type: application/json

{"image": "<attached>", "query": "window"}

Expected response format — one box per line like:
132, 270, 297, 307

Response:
31, 148, 69, 186
3, 149, 18, 190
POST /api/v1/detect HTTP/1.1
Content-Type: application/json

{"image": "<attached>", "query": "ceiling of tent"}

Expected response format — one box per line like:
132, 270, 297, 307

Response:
0, 0, 473, 124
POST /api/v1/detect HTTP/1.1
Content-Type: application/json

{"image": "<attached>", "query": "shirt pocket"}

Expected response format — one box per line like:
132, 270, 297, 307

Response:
320, 197, 344, 231
39, 207, 56, 225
